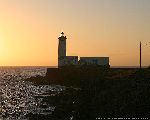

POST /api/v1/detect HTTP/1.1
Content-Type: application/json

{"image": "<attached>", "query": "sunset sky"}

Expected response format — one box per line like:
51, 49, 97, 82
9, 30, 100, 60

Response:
0, 0, 150, 66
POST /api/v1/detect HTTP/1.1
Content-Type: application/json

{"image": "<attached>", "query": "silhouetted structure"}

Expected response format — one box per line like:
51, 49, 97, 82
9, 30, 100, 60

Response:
58, 32, 110, 68
58, 32, 78, 67
58, 32, 66, 67
79, 57, 109, 66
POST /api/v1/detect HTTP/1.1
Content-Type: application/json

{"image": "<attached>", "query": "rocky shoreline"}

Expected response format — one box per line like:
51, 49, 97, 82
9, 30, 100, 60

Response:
25, 68, 150, 119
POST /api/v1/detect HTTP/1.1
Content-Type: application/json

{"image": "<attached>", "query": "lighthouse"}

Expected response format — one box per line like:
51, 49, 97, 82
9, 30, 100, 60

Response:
57, 32, 108, 68
58, 32, 67, 67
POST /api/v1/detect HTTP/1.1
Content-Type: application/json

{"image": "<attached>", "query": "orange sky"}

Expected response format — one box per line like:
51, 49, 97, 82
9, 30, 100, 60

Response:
0, 0, 150, 66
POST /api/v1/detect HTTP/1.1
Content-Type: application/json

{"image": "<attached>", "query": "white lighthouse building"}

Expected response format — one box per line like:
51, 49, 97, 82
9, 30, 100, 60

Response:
58, 32, 78, 67
58, 32, 67, 67
58, 32, 109, 68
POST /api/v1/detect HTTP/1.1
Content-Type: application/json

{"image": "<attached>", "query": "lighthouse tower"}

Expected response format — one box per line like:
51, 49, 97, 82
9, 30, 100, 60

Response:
58, 32, 67, 67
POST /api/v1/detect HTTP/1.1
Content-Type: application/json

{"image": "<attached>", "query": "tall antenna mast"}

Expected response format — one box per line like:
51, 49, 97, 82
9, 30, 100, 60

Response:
140, 41, 142, 69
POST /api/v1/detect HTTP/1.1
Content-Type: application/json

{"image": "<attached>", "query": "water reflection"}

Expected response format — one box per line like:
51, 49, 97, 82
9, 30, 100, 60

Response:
0, 67, 65, 119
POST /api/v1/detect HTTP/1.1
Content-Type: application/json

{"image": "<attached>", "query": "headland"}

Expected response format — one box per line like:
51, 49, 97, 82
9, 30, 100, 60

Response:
25, 67, 150, 119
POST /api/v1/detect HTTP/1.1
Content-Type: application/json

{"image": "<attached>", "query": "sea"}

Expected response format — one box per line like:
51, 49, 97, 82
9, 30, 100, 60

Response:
0, 66, 65, 120
0, 66, 147, 120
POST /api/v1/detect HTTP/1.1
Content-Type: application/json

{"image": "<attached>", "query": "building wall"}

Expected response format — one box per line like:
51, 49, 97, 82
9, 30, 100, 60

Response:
80, 57, 109, 66
58, 37, 66, 57
58, 56, 66, 67
65, 56, 78, 66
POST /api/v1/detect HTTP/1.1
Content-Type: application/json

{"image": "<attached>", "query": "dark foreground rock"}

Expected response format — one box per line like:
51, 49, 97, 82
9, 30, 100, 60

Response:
25, 68, 150, 119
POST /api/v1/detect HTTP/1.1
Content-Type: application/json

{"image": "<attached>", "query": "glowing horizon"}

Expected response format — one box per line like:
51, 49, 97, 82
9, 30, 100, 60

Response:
0, 0, 150, 66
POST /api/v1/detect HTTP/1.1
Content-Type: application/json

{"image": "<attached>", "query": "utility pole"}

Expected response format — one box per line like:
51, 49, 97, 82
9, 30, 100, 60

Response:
140, 41, 142, 69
